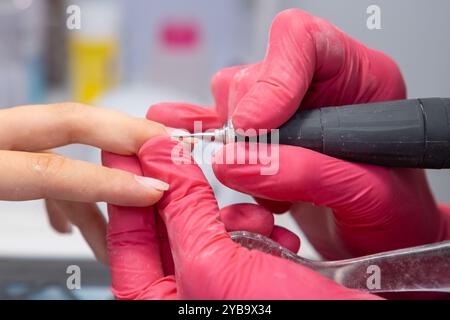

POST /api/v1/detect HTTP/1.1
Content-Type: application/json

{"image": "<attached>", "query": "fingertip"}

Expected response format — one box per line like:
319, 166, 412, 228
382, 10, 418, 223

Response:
50, 218, 73, 234
254, 197, 292, 214
270, 226, 301, 253
232, 82, 300, 131
212, 142, 266, 194
211, 65, 248, 90
145, 189, 165, 206
146, 102, 174, 122
211, 65, 249, 122
137, 136, 196, 205
271, 8, 311, 29
134, 175, 169, 191
220, 203, 274, 237
100, 150, 114, 166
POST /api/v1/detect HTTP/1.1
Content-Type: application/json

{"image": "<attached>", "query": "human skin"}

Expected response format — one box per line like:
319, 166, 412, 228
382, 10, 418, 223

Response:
102, 9, 450, 298
103, 137, 381, 300
0, 102, 170, 263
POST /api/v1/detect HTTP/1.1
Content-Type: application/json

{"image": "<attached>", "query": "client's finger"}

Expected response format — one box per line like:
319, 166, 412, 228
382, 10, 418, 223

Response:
0, 150, 167, 206
0, 102, 168, 155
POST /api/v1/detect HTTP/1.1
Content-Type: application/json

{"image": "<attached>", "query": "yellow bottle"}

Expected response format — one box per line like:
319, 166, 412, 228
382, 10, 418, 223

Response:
68, 0, 120, 103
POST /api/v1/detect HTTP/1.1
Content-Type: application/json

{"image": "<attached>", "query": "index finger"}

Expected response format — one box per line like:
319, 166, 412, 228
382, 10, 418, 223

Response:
0, 103, 167, 154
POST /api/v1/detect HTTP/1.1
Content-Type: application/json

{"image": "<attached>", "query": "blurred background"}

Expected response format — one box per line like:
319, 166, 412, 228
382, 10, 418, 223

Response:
0, 0, 449, 299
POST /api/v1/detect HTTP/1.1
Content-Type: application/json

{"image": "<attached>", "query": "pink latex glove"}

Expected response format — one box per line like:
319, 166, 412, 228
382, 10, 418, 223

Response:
103, 144, 303, 298
102, 137, 380, 299
147, 9, 450, 260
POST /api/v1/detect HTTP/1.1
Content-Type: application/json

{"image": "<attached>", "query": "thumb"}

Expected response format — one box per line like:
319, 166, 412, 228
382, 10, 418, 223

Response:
211, 65, 250, 122
101, 152, 176, 299
212, 142, 391, 220
219, 203, 274, 237
138, 137, 310, 299
138, 137, 236, 269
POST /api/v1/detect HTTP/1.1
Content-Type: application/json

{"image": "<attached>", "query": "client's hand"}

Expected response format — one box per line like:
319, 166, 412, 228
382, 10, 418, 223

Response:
0, 102, 169, 263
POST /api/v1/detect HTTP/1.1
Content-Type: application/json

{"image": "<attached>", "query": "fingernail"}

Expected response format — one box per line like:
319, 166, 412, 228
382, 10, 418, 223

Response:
134, 175, 169, 191
166, 127, 197, 149
64, 224, 73, 234
165, 127, 190, 137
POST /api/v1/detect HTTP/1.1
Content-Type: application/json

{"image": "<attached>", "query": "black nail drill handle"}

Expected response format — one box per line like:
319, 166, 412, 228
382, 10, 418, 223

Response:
277, 98, 450, 168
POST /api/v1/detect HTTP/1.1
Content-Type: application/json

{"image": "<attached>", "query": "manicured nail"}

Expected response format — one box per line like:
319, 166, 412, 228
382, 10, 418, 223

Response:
165, 127, 190, 137
166, 127, 197, 149
64, 223, 73, 234
135, 175, 169, 191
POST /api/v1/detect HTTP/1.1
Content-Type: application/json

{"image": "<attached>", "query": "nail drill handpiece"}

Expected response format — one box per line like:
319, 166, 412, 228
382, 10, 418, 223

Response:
171, 98, 450, 169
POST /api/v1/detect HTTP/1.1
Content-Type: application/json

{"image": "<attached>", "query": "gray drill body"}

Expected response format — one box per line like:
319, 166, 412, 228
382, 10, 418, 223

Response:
277, 98, 450, 168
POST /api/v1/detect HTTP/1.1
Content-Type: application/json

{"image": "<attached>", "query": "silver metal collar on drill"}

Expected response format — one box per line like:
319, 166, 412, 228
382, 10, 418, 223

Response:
170, 119, 236, 143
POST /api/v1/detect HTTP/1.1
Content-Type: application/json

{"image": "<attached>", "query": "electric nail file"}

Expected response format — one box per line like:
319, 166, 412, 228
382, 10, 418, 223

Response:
172, 98, 450, 168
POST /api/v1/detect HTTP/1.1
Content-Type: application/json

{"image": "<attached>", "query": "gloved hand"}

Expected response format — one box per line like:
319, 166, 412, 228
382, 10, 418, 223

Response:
102, 137, 380, 299
147, 9, 450, 259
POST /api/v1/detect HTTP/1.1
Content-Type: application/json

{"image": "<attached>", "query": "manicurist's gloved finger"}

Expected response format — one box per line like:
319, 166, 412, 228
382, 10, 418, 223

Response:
213, 142, 373, 207
230, 10, 317, 131
211, 65, 250, 122
155, 213, 175, 276
230, 9, 406, 132
146, 65, 249, 131
270, 226, 301, 254
147, 103, 222, 132
213, 142, 448, 256
139, 137, 245, 298
219, 203, 274, 236
0, 102, 167, 155
212, 142, 391, 254
138, 137, 231, 258
253, 197, 292, 214
138, 137, 379, 299
102, 151, 177, 299
218, 203, 300, 253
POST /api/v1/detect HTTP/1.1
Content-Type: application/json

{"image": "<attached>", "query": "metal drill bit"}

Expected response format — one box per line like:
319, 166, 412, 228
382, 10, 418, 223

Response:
170, 119, 236, 143
171, 130, 220, 139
